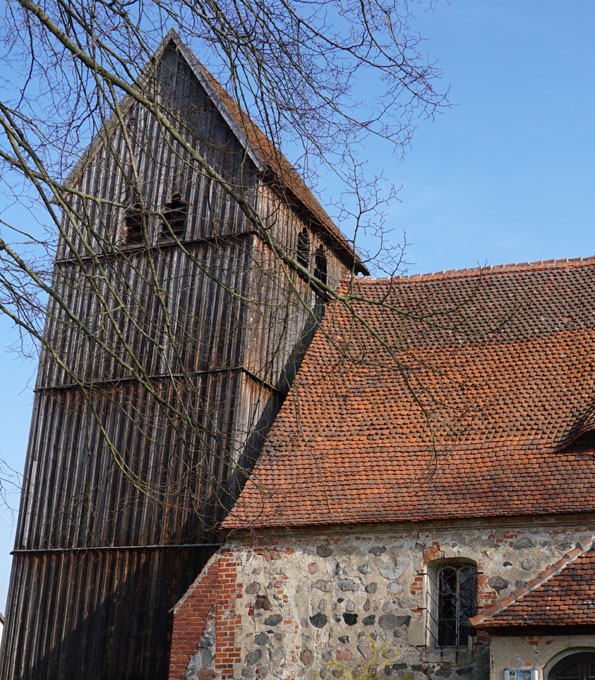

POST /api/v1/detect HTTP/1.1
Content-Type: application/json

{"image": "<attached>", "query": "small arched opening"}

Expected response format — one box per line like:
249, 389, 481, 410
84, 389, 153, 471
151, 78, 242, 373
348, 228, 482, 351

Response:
160, 192, 187, 239
124, 201, 146, 244
547, 650, 595, 680
314, 245, 327, 285
296, 228, 309, 269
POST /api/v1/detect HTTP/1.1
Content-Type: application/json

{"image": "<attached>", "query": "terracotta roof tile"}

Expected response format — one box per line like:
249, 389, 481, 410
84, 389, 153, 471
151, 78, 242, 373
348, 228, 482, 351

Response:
225, 257, 595, 529
471, 539, 595, 629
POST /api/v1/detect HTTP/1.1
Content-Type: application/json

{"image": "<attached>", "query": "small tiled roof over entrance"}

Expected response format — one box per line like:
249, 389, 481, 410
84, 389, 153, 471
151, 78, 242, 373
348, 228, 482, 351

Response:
224, 257, 595, 529
471, 538, 595, 629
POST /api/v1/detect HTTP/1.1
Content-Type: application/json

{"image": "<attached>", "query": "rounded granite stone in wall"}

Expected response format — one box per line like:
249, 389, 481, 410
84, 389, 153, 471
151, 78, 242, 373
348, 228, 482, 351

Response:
488, 575, 509, 592
254, 632, 269, 645
310, 612, 328, 628
229, 525, 595, 680
316, 545, 333, 558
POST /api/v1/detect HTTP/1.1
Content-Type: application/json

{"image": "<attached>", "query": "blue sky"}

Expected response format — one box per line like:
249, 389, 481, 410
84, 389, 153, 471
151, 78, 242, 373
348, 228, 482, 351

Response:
395, 2, 595, 273
1, 1, 595, 610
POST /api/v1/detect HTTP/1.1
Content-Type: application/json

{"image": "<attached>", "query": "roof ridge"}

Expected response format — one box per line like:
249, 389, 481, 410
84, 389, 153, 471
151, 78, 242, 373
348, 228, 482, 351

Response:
358, 256, 595, 285
190, 47, 369, 274
470, 536, 595, 628
64, 30, 367, 274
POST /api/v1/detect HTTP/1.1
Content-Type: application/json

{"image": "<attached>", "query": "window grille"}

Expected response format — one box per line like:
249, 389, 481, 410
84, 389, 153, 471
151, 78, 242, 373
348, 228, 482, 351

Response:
437, 564, 477, 647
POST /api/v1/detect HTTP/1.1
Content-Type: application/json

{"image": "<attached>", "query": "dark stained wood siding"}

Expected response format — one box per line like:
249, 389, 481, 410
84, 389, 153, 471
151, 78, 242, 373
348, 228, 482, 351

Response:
0, 40, 355, 680
3, 547, 215, 680
38, 239, 254, 387
55, 44, 258, 261
259, 183, 353, 289
15, 372, 266, 550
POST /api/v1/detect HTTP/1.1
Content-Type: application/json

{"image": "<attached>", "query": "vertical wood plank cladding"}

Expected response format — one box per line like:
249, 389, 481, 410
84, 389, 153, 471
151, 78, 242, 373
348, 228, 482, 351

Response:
258, 182, 352, 288
0, 547, 216, 680
16, 370, 272, 550
38, 238, 252, 388
56, 44, 257, 263
245, 183, 354, 388
2, 41, 358, 680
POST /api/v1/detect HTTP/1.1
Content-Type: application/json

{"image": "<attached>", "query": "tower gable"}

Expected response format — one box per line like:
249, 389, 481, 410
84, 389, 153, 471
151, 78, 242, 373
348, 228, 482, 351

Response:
1, 34, 361, 680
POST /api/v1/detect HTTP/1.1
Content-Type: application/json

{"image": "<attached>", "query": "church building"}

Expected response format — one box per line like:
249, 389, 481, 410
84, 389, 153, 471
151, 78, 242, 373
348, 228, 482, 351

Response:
0, 31, 364, 680
169, 260, 595, 680
1, 30, 594, 680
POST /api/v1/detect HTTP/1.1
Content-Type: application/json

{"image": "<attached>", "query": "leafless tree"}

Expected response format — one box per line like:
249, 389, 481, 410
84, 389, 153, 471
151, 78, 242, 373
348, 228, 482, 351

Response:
0, 0, 448, 526
0, 3, 461, 676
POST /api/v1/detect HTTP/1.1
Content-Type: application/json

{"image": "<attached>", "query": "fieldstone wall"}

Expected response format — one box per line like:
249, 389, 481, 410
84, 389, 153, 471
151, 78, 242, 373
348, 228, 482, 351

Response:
170, 518, 595, 680
184, 613, 217, 680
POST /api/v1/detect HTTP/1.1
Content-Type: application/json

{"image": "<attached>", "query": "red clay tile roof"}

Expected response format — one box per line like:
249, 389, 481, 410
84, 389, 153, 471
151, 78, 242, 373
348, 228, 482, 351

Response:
225, 256, 595, 529
471, 538, 595, 629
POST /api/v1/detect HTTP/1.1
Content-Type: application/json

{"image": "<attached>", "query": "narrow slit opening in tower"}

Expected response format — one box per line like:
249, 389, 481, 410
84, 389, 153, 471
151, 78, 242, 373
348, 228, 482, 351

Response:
124, 203, 146, 244
161, 193, 187, 239
314, 245, 327, 285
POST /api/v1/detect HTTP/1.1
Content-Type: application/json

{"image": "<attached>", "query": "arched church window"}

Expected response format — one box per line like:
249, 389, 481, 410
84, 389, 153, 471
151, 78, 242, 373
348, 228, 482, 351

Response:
297, 228, 309, 268
314, 245, 327, 285
437, 563, 477, 647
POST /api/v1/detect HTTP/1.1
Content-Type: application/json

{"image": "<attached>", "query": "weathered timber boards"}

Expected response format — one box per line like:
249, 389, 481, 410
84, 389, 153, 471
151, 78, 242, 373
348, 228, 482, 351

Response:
0, 546, 216, 680
16, 370, 273, 550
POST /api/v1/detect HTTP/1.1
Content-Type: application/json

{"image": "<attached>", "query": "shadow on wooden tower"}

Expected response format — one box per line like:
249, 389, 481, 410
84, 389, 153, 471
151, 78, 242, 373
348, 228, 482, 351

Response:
0, 31, 366, 680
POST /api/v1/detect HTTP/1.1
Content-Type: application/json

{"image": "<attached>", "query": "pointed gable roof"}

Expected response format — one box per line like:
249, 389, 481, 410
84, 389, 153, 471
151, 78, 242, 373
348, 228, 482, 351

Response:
224, 257, 595, 529
471, 538, 595, 629
64, 30, 367, 274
